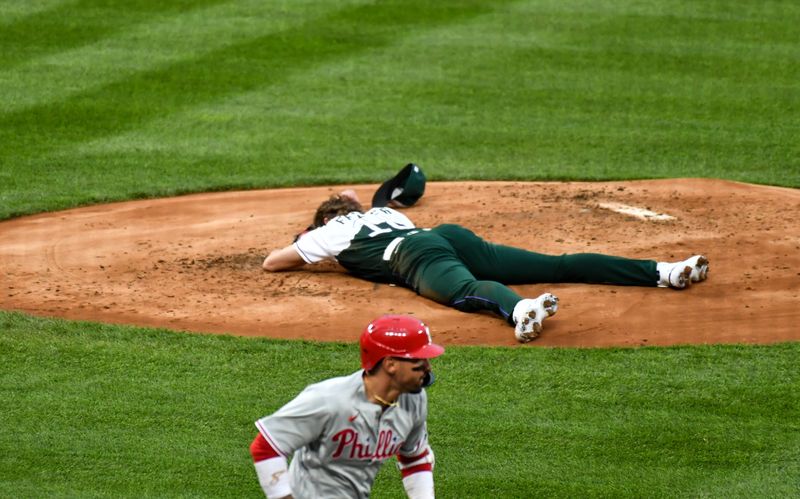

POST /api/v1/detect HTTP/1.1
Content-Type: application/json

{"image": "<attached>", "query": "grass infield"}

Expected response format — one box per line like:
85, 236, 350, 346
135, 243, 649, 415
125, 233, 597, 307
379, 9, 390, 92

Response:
1, 0, 799, 497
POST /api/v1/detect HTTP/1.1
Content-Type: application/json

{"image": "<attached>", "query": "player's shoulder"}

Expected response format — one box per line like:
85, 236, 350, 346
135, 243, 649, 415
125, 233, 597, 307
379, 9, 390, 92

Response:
365, 206, 399, 216
330, 210, 365, 221
306, 370, 361, 390
303, 371, 362, 403
364, 207, 415, 226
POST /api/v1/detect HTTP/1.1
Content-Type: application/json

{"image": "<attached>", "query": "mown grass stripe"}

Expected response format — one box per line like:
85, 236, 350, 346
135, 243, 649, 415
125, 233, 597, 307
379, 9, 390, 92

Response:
1, 0, 798, 220
1, 0, 369, 114
0, 0, 514, 166
0, 0, 71, 27
0, 0, 228, 69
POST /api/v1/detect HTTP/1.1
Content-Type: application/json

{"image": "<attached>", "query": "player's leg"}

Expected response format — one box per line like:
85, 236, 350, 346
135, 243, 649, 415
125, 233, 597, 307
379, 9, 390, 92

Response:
432, 224, 659, 286
412, 258, 558, 342
390, 233, 557, 341
422, 261, 521, 319
390, 232, 522, 317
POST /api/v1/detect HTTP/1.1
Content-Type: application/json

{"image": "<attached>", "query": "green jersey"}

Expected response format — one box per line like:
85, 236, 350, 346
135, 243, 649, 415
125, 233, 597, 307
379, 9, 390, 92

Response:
294, 207, 419, 282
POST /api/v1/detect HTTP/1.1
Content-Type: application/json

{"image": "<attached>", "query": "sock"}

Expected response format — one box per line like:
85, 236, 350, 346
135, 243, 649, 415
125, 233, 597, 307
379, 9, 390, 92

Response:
656, 262, 671, 287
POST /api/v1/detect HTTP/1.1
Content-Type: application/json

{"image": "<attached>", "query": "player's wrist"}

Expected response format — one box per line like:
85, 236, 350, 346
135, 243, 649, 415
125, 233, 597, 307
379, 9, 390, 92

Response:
402, 470, 434, 499
254, 456, 291, 498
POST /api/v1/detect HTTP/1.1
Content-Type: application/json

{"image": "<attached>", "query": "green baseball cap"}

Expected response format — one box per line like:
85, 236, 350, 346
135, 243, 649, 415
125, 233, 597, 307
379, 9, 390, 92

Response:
372, 163, 426, 208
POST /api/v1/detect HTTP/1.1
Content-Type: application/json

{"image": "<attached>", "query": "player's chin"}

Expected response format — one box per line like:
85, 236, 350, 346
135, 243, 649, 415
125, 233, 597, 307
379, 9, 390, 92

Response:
408, 377, 425, 393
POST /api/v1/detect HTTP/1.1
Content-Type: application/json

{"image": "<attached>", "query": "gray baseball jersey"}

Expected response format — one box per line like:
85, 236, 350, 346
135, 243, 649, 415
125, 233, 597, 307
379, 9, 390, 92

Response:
255, 370, 431, 499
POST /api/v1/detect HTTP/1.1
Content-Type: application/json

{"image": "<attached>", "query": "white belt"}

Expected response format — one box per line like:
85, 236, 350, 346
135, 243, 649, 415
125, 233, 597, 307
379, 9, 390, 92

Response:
383, 237, 404, 261
381, 230, 429, 261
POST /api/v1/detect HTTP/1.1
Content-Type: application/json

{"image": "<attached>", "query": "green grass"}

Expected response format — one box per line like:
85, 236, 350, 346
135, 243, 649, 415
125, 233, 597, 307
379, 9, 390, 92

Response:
1, 0, 799, 219
2, 0, 800, 497
2, 313, 798, 498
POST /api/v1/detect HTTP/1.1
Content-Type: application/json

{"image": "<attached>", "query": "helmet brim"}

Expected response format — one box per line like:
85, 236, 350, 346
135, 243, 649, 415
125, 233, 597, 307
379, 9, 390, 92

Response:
403, 342, 445, 360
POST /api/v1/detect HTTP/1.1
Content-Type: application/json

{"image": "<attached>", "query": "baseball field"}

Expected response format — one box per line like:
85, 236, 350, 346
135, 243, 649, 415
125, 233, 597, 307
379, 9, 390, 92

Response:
2, 1, 799, 497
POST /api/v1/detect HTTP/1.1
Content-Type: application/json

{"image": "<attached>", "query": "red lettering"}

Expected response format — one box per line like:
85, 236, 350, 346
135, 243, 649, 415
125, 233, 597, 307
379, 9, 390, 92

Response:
353, 438, 368, 459
376, 431, 387, 457
376, 430, 403, 459
378, 430, 390, 458
331, 429, 356, 458
330, 428, 405, 461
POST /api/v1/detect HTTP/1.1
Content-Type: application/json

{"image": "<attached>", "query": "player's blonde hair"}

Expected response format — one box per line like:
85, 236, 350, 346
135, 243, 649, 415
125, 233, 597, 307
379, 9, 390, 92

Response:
313, 195, 363, 228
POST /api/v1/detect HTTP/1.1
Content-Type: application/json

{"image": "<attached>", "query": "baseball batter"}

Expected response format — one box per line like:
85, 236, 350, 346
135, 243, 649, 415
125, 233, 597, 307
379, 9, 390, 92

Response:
264, 190, 709, 342
250, 315, 444, 499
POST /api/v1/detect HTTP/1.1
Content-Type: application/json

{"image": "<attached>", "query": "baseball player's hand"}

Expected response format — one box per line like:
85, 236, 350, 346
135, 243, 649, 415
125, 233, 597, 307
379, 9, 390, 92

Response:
339, 189, 360, 203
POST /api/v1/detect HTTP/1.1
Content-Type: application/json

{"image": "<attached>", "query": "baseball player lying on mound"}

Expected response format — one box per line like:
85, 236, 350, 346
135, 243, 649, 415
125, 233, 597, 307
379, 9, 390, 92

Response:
263, 189, 709, 342
250, 315, 444, 499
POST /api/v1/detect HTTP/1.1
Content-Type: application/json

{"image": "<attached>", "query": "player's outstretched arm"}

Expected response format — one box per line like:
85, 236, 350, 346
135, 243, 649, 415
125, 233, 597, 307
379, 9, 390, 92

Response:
398, 446, 435, 499
250, 433, 293, 498
263, 245, 306, 271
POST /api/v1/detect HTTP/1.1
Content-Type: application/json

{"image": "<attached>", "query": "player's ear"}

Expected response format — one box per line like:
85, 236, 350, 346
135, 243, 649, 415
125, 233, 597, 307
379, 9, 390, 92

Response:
382, 357, 399, 375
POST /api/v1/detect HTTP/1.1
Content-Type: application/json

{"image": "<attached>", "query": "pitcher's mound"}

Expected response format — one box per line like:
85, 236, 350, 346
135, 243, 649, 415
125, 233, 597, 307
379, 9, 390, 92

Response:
2, 179, 798, 347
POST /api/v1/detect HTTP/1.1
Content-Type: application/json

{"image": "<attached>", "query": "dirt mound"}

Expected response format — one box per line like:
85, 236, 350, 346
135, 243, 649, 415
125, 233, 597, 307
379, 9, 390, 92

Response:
2, 179, 798, 347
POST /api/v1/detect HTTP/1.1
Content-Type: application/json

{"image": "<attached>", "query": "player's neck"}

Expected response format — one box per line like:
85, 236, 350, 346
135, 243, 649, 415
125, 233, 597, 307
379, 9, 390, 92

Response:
363, 375, 399, 408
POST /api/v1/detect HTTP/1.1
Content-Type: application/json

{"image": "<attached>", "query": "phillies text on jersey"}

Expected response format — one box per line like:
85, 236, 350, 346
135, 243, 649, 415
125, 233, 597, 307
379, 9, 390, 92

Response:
255, 370, 430, 499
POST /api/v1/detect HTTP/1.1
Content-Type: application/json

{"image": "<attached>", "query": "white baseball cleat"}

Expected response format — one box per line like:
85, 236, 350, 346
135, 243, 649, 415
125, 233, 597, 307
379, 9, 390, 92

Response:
667, 264, 692, 289
658, 255, 709, 289
687, 255, 709, 283
513, 293, 559, 343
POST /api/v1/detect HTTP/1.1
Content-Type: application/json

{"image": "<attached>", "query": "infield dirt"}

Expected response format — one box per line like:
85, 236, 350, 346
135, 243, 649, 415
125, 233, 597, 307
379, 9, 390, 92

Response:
2, 179, 798, 347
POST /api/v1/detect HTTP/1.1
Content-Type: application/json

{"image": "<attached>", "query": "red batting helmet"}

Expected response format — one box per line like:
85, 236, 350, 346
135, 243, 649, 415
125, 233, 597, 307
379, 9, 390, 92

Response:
360, 315, 445, 371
